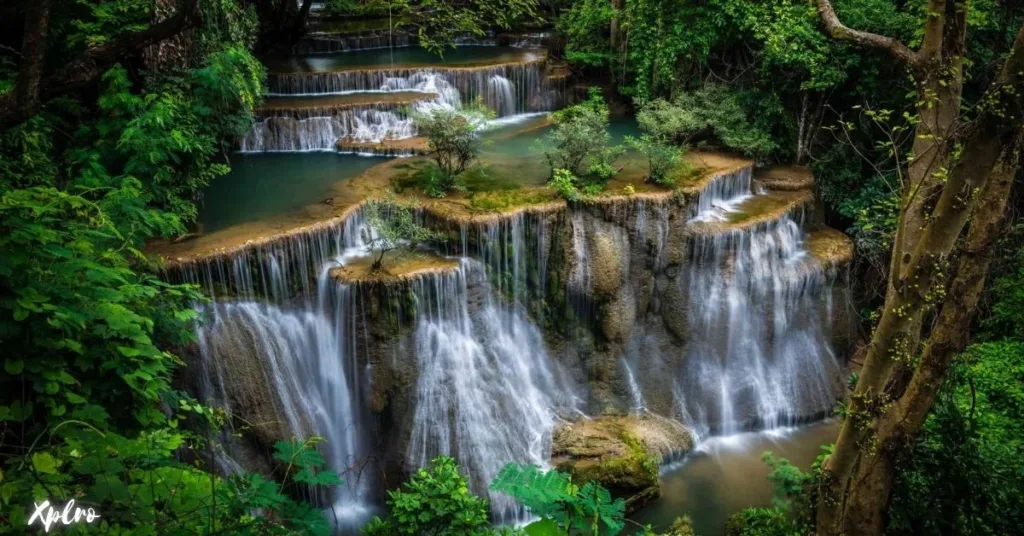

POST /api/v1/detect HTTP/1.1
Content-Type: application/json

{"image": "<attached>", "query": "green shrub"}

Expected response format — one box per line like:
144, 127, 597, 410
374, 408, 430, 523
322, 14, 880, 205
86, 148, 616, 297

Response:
550, 168, 582, 202
544, 88, 623, 184
413, 102, 494, 196
635, 85, 777, 158
364, 456, 491, 536
491, 463, 627, 535
625, 134, 683, 185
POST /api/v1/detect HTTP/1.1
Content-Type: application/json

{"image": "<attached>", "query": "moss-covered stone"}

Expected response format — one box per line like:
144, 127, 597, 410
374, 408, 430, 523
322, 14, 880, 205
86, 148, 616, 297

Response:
552, 414, 694, 512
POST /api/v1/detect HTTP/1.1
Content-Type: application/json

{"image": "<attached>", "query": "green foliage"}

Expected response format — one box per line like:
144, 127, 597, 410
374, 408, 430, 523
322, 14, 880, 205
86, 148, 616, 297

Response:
887, 340, 1024, 535
558, 0, 616, 68
549, 169, 582, 202
491, 463, 627, 535
624, 134, 683, 185
543, 89, 623, 187
363, 195, 441, 271
364, 456, 492, 536
635, 86, 777, 158
723, 508, 793, 536
413, 102, 495, 196
984, 249, 1024, 338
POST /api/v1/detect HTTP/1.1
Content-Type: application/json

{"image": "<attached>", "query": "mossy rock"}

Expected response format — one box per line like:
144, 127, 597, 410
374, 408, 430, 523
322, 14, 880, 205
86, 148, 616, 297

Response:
551, 414, 694, 512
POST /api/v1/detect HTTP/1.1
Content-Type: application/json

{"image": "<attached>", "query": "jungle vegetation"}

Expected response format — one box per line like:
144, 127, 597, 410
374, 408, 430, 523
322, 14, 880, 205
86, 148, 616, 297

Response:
1, 1, 1022, 535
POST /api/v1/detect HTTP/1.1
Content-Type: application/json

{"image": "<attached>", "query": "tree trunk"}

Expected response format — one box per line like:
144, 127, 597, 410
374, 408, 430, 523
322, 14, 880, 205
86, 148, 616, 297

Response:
812, 3, 1024, 532
822, 137, 1018, 535
13, 0, 51, 117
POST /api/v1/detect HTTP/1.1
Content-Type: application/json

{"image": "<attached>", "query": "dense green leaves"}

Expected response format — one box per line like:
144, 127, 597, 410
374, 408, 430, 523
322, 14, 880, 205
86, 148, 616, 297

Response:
492, 463, 626, 535
364, 456, 492, 536
543, 89, 623, 188
413, 101, 494, 196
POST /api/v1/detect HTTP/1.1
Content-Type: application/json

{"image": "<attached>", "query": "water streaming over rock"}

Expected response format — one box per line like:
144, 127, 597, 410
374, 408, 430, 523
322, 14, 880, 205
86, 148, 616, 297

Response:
239, 105, 418, 152
246, 60, 561, 152
177, 162, 852, 525
406, 259, 571, 523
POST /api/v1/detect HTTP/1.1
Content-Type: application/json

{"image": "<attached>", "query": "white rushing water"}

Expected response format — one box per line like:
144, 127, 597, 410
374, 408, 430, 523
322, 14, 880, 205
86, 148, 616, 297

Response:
184, 163, 847, 528
679, 170, 841, 434
407, 259, 569, 523
244, 60, 562, 152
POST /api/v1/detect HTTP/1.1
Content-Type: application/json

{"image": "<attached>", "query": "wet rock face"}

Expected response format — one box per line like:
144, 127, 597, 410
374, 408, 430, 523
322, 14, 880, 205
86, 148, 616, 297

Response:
552, 414, 694, 512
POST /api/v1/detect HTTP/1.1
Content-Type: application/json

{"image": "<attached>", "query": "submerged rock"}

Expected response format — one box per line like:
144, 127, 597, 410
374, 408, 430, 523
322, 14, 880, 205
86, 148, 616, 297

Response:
551, 413, 694, 512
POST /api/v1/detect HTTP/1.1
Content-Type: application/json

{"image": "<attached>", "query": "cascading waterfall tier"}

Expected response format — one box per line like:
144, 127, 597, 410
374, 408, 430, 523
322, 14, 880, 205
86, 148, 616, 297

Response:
170, 161, 854, 522
243, 55, 564, 152
266, 62, 555, 112
179, 209, 377, 526
406, 259, 574, 523
240, 103, 418, 153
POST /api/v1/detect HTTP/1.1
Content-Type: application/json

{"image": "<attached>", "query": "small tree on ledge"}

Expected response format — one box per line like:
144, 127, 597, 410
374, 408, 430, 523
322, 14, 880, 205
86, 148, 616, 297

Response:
363, 195, 439, 272
412, 100, 495, 197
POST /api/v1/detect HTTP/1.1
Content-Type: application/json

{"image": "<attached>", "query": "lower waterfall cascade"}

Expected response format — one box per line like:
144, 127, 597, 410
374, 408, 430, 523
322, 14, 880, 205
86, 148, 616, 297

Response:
174, 162, 854, 527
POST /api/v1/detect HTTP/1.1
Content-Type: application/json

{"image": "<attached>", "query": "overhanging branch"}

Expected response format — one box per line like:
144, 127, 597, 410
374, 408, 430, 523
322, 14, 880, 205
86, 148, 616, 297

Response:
815, 0, 918, 66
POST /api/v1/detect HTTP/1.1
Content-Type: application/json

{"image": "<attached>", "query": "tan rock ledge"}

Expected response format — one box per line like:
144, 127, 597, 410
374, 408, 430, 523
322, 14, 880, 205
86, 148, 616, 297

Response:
264, 50, 547, 75
256, 92, 436, 119
689, 190, 815, 236
328, 251, 460, 284
805, 228, 856, 268
148, 151, 752, 267
755, 165, 815, 191
336, 137, 430, 156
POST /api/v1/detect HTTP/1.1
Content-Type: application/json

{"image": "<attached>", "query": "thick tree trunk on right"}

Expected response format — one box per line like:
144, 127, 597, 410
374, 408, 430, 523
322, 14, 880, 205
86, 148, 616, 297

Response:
812, 2, 1024, 534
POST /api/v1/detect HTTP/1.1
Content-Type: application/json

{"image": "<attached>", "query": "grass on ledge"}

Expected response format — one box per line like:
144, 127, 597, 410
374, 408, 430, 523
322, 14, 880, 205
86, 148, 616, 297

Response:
389, 161, 558, 212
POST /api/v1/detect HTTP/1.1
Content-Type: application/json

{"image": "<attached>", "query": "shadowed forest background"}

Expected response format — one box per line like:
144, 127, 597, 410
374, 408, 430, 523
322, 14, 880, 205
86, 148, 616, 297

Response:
1, 1, 1023, 535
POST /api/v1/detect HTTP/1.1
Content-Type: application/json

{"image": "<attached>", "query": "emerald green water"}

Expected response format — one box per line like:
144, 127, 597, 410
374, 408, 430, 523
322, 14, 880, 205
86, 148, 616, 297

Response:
263, 46, 538, 73
200, 117, 639, 232
199, 153, 381, 232
479, 115, 642, 185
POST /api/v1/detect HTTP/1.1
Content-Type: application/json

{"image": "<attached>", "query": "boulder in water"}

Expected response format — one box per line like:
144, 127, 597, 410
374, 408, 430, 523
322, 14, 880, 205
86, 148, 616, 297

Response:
551, 413, 693, 512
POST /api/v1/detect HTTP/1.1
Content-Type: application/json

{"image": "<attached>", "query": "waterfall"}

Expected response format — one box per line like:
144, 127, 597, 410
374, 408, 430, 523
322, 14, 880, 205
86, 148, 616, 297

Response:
690, 166, 761, 222
675, 172, 842, 434
407, 259, 569, 523
239, 108, 419, 152
487, 75, 516, 117
622, 358, 646, 413
194, 293, 371, 523
184, 211, 377, 525
244, 61, 560, 153
266, 63, 549, 115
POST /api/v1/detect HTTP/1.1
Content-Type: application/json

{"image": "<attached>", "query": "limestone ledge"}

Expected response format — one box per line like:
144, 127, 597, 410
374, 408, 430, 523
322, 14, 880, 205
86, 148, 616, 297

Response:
328, 252, 460, 285
151, 153, 833, 273
806, 228, 856, 268
755, 165, 815, 191
336, 136, 431, 156
688, 190, 815, 236
266, 50, 548, 75
256, 92, 435, 119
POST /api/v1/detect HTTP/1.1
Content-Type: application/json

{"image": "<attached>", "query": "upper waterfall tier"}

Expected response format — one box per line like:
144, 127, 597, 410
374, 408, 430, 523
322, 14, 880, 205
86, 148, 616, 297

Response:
241, 47, 564, 152
255, 92, 436, 119
264, 47, 542, 74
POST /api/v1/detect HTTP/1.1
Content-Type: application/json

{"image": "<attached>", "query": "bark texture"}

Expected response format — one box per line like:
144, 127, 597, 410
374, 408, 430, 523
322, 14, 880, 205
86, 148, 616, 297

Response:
812, 3, 1024, 534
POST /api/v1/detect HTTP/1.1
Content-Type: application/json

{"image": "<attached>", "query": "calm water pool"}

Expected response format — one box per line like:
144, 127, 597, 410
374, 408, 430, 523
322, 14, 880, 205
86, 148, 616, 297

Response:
626, 421, 838, 536
198, 153, 382, 232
